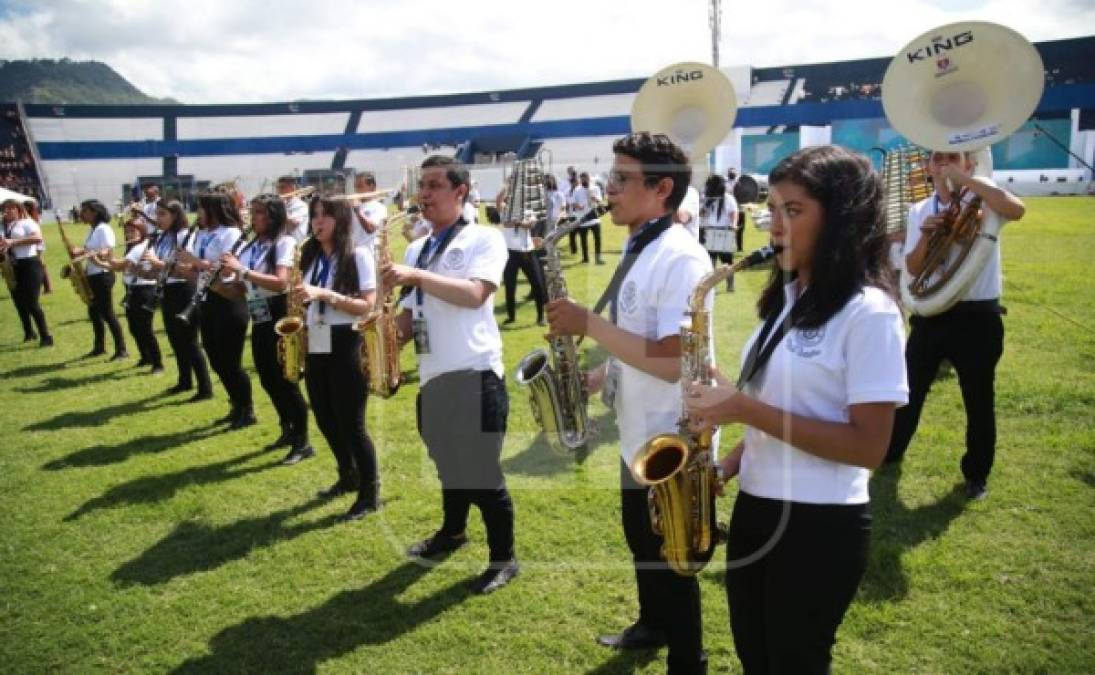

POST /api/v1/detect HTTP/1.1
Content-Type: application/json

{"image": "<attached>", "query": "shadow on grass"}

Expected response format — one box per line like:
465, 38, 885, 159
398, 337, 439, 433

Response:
64, 448, 276, 521
24, 392, 179, 431
586, 650, 659, 674
169, 562, 474, 674
0, 356, 93, 378
112, 497, 335, 586
43, 422, 223, 470
861, 463, 966, 603
15, 367, 142, 393
502, 410, 619, 476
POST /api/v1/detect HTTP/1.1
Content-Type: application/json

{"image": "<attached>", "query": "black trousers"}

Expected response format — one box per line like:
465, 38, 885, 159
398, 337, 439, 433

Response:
124, 285, 163, 368
162, 282, 212, 393
736, 211, 746, 252
86, 271, 127, 353
12, 257, 49, 339
199, 291, 252, 410
887, 304, 1005, 485
569, 221, 602, 261
305, 325, 377, 502
726, 492, 870, 675
620, 461, 705, 674
417, 369, 514, 562
252, 295, 309, 446
503, 249, 547, 321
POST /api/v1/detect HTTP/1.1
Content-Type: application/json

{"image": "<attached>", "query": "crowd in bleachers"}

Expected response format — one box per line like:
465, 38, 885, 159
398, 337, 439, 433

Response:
0, 106, 45, 202
800, 81, 881, 104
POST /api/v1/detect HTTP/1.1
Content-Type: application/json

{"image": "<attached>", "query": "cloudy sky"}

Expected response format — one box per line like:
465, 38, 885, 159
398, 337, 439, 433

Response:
0, 0, 1090, 103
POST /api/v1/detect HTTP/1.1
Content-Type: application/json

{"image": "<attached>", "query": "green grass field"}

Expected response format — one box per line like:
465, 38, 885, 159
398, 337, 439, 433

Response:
2, 198, 1093, 673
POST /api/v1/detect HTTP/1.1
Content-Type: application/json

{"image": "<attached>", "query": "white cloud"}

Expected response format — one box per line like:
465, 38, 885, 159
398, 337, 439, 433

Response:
0, 0, 1089, 103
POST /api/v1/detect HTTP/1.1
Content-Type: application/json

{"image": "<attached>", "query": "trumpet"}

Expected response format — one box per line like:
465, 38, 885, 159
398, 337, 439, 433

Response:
328, 188, 395, 202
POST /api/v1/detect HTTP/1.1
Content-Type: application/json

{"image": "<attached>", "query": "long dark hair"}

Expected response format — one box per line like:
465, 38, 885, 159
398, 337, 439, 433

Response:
158, 200, 189, 232
757, 145, 893, 329
703, 174, 727, 220
244, 194, 288, 272
300, 195, 359, 295
197, 191, 241, 229
80, 199, 111, 225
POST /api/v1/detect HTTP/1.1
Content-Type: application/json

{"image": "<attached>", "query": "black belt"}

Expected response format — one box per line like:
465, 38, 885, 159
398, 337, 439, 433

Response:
917, 299, 1005, 319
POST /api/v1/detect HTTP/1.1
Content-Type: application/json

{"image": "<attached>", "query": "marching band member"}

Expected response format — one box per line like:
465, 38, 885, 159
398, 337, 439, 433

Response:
134, 182, 161, 234
494, 183, 548, 326
0, 199, 52, 345
381, 155, 519, 594
684, 146, 908, 673
698, 174, 739, 291
143, 200, 213, 399
543, 173, 567, 238
727, 168, 746, 254
278, 176, 310, 242
92, 218, 163, 373
177, 192, 255, 428
567, 171, 605, 265
221, 194, 313, 465
73, 199, 128, 360
350, 171, 388, 253
885, 150, 1026, 500
546, 132, 711, 673
293, 195, 379, 520
23, 200, 52, 294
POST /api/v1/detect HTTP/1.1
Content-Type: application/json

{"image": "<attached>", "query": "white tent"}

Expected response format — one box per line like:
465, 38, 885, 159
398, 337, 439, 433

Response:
0, 186, 35, 204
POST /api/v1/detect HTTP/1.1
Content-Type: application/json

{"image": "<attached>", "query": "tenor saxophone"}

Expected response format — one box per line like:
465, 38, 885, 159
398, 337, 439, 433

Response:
274, 237, 308, 384
514, 220, 591, 454
57, 218, 95, 306
356, 213, 403, 398
631, 245, 776, 576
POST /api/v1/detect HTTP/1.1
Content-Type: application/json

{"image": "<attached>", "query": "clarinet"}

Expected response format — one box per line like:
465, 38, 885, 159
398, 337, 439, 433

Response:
176, 227, 251, 326
144, 228, 193, 312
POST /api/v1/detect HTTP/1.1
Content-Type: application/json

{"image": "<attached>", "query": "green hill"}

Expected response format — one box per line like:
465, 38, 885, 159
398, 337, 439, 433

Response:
0, 58, 177, 105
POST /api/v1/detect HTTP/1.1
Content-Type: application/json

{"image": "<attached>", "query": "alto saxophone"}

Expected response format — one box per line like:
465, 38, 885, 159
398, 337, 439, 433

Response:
274, 238, 308, 384
57, 218, 95, 306
356, 214, 403, 398
631, 245, 777, 576
514, 220, 591, 454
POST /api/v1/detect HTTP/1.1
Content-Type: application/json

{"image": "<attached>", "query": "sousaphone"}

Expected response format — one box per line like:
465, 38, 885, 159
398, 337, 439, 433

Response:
630, 62, 737, 162
882, 21, 1043, 315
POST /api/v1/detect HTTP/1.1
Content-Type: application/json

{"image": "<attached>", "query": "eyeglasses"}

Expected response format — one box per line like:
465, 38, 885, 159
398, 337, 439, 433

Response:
607, 170, 644, 187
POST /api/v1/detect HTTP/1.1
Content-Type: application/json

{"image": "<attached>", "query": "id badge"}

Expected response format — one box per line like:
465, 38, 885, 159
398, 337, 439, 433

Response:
412, 318, 431, 355
602, 357, 621, 409
247, 296, 272, 323
308, 323, 332, 354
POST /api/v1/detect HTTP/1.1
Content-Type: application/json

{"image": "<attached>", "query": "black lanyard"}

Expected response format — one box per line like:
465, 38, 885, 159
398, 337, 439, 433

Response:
737, 302, 796, 390
591, 214, 673, 324
399, 218, 466, 306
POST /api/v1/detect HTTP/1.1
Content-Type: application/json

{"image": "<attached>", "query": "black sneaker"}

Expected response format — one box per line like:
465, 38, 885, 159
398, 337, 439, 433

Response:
24, 333, 38, 342
187, 390, 214, 403
264, 430, 294, 451
230, 410, 257, 430
964, 481, 988, 501
39, 336, 54, 348
407, 532, 467, 560
109, 351, 130, 362
597, 621, 668, 650
281, 445, 315, 465
469, 559, 520, 595
84, 348, 106, 359
167, 383, 193, 395
149, 366, 165, 375
338, 497, 379, 523
317, 481, 354, 499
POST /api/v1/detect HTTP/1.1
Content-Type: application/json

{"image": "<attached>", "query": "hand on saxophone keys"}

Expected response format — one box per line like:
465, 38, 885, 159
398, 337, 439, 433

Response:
380, 262, 420, 288
544, 298, 590, 337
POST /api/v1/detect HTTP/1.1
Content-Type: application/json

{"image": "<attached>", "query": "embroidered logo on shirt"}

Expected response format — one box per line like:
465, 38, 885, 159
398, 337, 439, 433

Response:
788, 326, 825, 358
620, 280, 639, 315
443, 248, 466, 271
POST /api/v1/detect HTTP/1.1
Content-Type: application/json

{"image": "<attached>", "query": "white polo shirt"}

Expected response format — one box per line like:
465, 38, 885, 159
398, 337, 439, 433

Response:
84, 222, 115, 275
678, 186, 701, 239
351, 200, 389, 251
242, 235, 295, 299
399, 222, 507, 386
612, 224, 714, 466
461, 201, 479, 225
904, 191, 1005, 303
738, 283, 908, 505
303, 246, 376, 327
568, 185, 590, 219
158, 228, 197, 285
501, 222, 534, 252
285, 197, 310, 242
5, 218, 41, 259
546, 190, 566, 228
699, 195, 738, 229
124, 240, 155, 286
198, 225, 242, 263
